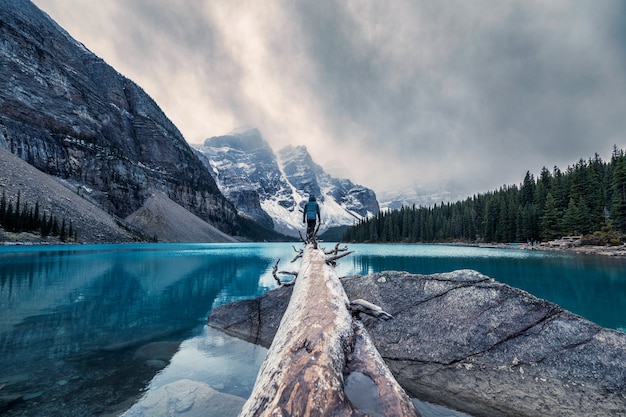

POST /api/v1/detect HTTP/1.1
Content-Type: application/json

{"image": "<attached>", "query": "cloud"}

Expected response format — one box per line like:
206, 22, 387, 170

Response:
33, 0, 626, 198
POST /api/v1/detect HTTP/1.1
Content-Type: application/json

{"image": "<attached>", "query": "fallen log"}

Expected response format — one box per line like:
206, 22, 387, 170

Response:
237, 244, 419, 417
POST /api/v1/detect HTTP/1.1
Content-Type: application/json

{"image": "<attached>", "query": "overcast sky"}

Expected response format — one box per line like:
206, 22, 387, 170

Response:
33, 0, 626, 198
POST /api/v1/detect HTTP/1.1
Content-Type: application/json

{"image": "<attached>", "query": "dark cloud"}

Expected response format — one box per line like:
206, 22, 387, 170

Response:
32, 0, 626, 198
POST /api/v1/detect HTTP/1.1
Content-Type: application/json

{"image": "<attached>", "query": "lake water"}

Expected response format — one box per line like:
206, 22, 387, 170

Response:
1, 242, 624, 416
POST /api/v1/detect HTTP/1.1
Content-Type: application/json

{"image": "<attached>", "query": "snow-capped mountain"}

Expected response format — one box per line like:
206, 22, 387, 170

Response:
378, 183, 471, 211
193, 128, 379, 237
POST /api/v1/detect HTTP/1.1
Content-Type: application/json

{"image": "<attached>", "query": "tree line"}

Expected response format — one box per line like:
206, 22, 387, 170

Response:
343, 147, 626, 245
0, 191, 76, 241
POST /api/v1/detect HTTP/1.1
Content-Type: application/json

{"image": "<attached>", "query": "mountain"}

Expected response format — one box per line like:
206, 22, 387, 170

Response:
193, 128, 379, 237
0, 0, 237, 241
378, 183, 471, 211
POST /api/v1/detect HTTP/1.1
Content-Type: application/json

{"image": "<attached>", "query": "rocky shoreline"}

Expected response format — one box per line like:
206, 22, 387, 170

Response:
538, 243, 626, 257
464, 240, 626, 257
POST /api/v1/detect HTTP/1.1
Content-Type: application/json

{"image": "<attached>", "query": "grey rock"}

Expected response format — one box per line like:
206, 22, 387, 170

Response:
208, 284, 293, 348
125, 190, 237, 243
208, 269, 626, 417
122, 379, 245, 417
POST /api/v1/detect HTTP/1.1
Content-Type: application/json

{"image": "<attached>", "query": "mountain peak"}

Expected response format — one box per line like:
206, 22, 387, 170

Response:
197, 129, 380, 237
203, 127, 269, 152
228, 125, 261, 137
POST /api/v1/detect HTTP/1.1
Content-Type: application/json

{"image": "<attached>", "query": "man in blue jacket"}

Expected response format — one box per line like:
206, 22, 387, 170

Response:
303, 195, 321, 239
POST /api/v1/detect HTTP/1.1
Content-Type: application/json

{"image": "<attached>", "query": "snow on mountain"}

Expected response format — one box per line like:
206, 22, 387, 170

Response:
193, 129, 379, 237
378, 182, 471, 211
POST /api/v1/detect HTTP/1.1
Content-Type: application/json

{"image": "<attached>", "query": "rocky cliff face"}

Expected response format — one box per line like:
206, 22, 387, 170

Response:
194, 128, 380, 237
0, 0, 236, 233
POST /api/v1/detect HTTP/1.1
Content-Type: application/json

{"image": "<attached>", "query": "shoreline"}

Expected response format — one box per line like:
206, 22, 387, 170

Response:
472, 241, 626, 258
2, 235, 625, 258
533, 244, 626, 257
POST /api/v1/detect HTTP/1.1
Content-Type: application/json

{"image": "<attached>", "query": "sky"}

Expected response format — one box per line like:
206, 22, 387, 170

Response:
33, 0, 626, 199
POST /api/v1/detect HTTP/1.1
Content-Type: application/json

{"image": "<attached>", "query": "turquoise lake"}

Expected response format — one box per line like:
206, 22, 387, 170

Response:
1, 242, 625, 416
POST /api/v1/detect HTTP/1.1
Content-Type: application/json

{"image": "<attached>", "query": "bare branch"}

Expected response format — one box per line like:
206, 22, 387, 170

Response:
291, 246, 304, 262
325, 250, 354, 266
349, 298, 394, 321
272, 259, 297, 286
271, 259, 282, 285
324, 242, 349, 255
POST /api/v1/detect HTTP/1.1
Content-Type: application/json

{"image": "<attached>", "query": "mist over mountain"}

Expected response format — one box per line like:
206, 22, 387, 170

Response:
194, 128, 380, 237
378, 182, 472, 211
0, 0, 237, 241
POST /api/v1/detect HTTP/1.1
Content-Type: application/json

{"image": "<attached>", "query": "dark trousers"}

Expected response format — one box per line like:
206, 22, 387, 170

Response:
306, 220, 316, 237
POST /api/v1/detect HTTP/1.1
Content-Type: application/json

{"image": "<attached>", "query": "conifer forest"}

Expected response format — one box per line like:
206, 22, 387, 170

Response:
343, 147, 626, 245
0, 191, 75, 241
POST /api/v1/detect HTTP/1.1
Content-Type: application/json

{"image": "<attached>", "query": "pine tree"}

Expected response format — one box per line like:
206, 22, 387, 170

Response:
562, 198, 582, 235
33, 202, 40, 232
60, 218, 67, 242
5, 201, 15, 231
0, 190, 6, 224
540, 193, 561, 240
51, 216, 59, 237
41, 213, 51, 237
611, 151, 626, 232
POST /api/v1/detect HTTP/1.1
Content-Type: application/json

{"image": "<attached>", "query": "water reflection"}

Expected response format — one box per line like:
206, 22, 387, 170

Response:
0, 243, 292, 416
1, 247, 271, 364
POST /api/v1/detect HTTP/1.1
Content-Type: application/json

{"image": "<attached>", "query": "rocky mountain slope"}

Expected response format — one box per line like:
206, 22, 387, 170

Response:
0, 0, 237, 240
194, 128, 379, 237
0, 147, 136, 243
1, 144, 237, 244
125, 190, 237, 243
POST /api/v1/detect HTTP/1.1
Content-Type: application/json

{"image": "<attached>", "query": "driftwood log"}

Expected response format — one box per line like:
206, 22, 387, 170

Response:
238, 244, 419, 417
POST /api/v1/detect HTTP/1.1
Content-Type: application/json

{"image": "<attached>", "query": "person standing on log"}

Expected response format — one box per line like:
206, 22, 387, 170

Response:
303, 195, 321, 239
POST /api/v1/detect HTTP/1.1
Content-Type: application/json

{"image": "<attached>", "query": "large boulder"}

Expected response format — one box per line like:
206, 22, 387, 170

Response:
208, 269, 626, 417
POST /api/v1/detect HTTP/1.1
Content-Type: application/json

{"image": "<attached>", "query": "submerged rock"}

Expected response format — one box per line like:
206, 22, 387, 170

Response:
121, 379, 245, 417
208, 269, 626, 417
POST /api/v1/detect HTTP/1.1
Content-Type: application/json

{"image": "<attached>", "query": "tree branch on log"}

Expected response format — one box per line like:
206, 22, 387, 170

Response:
272, 259, 297, 287
324, 242, 349, 256
325, 250, 354, 266
291, 246, 303, 262
349, 298, 394, 321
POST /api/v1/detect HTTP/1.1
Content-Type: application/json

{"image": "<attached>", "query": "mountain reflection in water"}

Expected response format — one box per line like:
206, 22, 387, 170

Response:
1, 242, 624, 416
